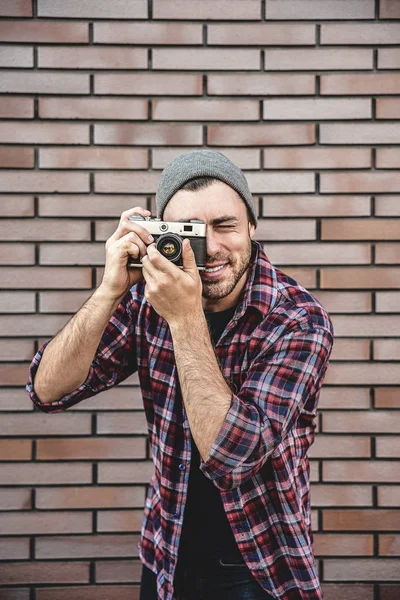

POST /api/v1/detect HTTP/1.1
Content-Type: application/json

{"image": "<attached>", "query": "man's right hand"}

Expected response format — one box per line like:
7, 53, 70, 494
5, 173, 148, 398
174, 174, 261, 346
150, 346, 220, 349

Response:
99, 206, 155, 302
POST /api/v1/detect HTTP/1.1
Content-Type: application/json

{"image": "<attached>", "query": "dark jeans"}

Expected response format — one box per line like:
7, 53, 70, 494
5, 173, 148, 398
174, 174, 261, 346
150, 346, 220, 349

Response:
140, 558, 274, 600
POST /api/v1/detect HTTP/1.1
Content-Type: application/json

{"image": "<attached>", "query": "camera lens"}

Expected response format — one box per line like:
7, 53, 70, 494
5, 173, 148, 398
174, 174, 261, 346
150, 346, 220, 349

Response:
156, 233, 182, 263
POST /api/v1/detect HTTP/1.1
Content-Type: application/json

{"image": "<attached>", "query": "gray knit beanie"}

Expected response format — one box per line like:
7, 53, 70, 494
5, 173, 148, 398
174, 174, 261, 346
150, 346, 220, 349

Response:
156, 149, 257, 226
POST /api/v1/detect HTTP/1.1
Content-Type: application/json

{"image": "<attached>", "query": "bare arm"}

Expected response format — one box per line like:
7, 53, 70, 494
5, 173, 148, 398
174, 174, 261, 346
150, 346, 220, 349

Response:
33, 206, 154, 403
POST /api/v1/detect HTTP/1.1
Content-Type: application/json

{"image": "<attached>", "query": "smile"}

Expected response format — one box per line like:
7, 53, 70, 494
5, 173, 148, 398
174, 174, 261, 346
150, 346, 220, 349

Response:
204, 263, 227, 273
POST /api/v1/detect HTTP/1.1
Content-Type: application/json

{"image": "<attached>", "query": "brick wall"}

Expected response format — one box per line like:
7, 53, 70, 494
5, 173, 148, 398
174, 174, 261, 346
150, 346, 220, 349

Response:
0, 0, 399, 598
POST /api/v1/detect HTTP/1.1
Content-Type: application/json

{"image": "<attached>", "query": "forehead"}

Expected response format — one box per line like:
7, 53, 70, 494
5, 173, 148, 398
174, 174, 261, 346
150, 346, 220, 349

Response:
163, 180, 246, 223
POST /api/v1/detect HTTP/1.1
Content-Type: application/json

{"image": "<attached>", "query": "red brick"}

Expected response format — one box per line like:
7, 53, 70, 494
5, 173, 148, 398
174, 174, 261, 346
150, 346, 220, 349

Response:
376, 149, 400, 169
0, 146, 34, 168
0, 242, 35, 264
255, 219, 315, 241
0, 122, 89, 145
37, 586, 140, 600
311, 484, 372, 507
269, 98, 371, 121
277, 267, 316, 289
328, 315, 400, 337
154, 0, 260, 20
36, 534, 140, 559
98, 461, 154, 484
36, 437, 146, 460
95, 22, 202, 44
377, 437, 400, 458
322, 219, 400, 241
5, 413, 91, 436
0, 363, 32, 385
267, 0, 374, 19
0, 20, 88, 42
321, 123, 400, 145
325, 363, 400, 385
314, 533, 373, 556
376, 292, 400, 313
94, 220, 118, 240
40, 98, 147, 121
0, 219, 90, 241
38, 0, 147, 18
153, 99, 259, 121
208, 23, 314, 45
330, 339, 370, 361
0, 171, 89, 193
380, 535, 400, 556
322, 584, 373, 600
95, 559, 142, 583
377, 99, 400, 120
0, 463, 92, 485
324, 411, 400, 434
380, 0, 400, 18
0, 195, 34, 216
0, 0, 32, 16
0, 97, 33, 118
324, 460, 400, 483
95, 123, 202, 146
97, 412, 147, 435
375, 387, 400, 408
0, 267, 92, 289
309, 435, 370, 459
245, 172, 314, 194
321, 74, 400, 95
321, 172, 400, 194
97, 510, 145, 533
376, 244, 400, 265
261, 196, 371, 217
312, 291, 372, 313
378, 486, 400, 507
378, 49, 400, 70
0, 71, 89, 94
0, 488, 32, 510
322, 23, 400, 45
266, 242, 370, 265
324, 509, 400, 531
318, 387, 370, 410
0, 389, 34, 411
376, 197, 400, 216
0, 538, 30, 560
0, 46, 33, 68
208, 124, 315, 146
0, 291, 35, 313
208, 73, 315, 96
263, 148, 370, 169
95, 172, 160, 194
0, 315, 69, 336
380, 585, 400, 600
95, 73, 202, 95
0, 339, 34, 360
39, 148, 147, 170
324, 558, 400, 581
72, 388, 144, 412
153, 48, 260, 71
153, 148, 260, 170
264, 49, 372, 70
39, 195, 147, 217
39, 291, 90, 313
36, 486, 145, 510
0, 439, 31, 461
39, 47, 147, 70
40, 243, 104, 266
0, 511, 92, 535
0, 562, 89, 585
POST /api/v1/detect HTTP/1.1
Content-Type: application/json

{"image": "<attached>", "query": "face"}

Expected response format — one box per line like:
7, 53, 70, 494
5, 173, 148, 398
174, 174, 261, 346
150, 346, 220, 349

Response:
163, 181, 255, 311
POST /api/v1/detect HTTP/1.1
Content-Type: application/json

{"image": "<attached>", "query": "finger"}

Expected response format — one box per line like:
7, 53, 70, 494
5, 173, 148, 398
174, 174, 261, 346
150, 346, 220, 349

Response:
146, 243, 176, 275
182, 238, 197, 272
108, 231, 147, 264
119, 206, 151, 226
141, 254, 158, 279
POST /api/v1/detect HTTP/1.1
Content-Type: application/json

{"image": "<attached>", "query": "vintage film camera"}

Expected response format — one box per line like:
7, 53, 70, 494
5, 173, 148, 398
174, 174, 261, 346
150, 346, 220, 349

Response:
127, 215, 207, 270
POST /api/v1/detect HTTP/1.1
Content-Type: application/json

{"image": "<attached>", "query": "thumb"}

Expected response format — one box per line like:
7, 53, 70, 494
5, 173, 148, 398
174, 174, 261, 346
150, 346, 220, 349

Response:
182, 238, 197, 272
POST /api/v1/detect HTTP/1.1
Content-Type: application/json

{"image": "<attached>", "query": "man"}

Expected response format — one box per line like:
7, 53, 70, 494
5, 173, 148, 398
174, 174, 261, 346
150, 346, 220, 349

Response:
27, 150, 333, 600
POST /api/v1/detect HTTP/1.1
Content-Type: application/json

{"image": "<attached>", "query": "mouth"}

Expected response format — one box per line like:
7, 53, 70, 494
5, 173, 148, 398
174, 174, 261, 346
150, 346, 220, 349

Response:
201, 262, 229, 279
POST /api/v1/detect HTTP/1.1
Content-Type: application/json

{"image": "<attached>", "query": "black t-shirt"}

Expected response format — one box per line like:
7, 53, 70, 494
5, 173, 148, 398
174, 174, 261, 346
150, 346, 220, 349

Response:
178, 305, 243, 565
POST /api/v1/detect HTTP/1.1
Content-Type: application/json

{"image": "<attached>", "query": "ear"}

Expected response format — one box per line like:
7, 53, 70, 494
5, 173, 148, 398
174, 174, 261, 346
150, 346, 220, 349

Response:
248, 221, 255, 239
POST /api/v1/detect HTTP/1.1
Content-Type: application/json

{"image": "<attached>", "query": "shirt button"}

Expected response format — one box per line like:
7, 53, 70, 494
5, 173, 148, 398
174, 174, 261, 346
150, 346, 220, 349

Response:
179, 463, 186, 471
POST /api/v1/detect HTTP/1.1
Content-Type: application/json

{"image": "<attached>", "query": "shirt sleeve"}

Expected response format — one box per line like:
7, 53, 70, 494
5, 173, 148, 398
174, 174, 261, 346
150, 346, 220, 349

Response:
26, 291, 139, 413
199, 319, 333, 491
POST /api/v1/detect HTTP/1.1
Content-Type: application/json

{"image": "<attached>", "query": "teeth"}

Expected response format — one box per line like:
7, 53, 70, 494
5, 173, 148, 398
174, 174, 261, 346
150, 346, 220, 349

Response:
204, 264, 225, 273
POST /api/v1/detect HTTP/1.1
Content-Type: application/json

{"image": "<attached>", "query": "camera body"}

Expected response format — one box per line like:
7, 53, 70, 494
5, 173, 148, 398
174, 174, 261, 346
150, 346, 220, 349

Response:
127, 215, 207, 270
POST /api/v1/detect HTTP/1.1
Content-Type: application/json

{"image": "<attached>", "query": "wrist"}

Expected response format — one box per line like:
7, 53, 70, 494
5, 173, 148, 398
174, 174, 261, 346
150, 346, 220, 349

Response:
169, 309, 207, 337
94, 284, 125, 313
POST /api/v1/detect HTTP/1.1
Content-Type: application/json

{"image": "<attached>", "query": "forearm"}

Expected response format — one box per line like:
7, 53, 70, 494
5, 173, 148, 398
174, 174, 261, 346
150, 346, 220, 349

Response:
169, 312, 232, 461
34, 286, 123, 403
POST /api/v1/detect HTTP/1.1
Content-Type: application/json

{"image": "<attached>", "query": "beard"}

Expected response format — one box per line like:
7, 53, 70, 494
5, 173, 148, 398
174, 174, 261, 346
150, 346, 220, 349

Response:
201, 236, 253, 301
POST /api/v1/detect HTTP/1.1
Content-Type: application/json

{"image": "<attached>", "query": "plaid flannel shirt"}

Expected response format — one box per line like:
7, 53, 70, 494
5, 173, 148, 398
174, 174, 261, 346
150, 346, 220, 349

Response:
27, 242, 333, 600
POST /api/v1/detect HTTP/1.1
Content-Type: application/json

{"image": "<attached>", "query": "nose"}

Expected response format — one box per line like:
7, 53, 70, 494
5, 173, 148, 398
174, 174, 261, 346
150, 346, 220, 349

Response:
206, 229, 221, 257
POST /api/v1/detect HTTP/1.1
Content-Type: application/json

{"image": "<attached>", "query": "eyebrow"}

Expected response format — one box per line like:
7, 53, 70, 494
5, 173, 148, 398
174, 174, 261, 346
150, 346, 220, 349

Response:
209, 215, 238, 226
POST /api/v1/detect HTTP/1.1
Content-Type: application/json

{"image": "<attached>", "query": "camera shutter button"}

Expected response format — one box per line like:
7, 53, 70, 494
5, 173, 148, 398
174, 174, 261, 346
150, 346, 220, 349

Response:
160, 223, 168, 231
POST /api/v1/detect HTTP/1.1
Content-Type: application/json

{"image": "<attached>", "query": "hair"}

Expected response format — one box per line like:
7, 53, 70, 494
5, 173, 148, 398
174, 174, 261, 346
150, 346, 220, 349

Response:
179, 176, 256, 226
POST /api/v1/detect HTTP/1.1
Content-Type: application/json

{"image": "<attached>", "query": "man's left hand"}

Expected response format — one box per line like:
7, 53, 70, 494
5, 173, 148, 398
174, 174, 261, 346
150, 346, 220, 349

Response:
141, 239, 203, 324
